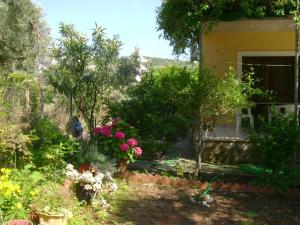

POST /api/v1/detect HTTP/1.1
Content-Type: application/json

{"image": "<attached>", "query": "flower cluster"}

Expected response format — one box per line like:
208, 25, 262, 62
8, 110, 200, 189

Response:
93, 118, 142, 162
0, 168, 24, 218
66, 164, 117, 193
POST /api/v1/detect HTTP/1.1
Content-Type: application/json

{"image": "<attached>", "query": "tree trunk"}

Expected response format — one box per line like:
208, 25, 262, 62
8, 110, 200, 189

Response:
25, 88, 30, 112
69, 93, 73, 118
197, 29, 203, 76
40, 88, 44, 119
192, 115, 203, 176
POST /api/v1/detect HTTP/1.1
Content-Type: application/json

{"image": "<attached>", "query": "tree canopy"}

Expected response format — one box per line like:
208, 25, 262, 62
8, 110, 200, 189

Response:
156, 0, 296, 56
0, 0, 50, 71
49, 23, 122, 134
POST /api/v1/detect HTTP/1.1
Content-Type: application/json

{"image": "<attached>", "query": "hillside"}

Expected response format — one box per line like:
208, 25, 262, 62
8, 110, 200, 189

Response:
144, 56, 186, 68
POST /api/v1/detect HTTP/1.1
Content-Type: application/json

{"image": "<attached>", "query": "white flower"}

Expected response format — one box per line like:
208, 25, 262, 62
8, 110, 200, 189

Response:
80, 171, 95, 183
84, 184, 93, 190
93, 183, 102, 191
202, 200, 210, 207
66, 164, 74, 170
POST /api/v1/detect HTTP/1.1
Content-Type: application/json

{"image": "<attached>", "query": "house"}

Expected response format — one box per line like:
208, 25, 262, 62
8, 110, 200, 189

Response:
202, 18, 298, 138
200, 18, 299, 163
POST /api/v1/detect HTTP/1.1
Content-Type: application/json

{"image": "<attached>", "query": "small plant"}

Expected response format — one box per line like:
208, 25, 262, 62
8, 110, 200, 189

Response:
77, 146, 117, 174
66, 164, 118, 203
0, 168, 26, 221
31, 182, 73, 217
93, 118, 142, 163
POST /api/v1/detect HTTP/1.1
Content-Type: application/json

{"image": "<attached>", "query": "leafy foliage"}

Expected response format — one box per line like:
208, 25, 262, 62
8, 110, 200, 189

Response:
110, 65, 257, 158
0, 0, 50, 70
49, 23, 122, 134
31, 182, 74, 215
249, 113, 300, 175
28, 116, 79, 170
0, 166, 45, 221
109, 66, 195, 142
193, 67, 259, 125
156, 0, 296, 56
0, 126, 33, 168
116, 48, 141, 87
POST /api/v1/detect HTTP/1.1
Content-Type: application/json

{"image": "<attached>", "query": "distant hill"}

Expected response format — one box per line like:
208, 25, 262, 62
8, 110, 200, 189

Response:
143, 56, 186, 68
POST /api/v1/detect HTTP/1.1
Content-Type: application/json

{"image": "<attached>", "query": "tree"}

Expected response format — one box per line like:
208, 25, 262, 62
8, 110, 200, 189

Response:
156, 0, 296, 68
116, 47, 141, 87
49, 23, 121, 135
0, 0, 50, 71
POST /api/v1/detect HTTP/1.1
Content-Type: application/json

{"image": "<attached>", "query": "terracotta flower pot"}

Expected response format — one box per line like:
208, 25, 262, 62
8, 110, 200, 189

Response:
118, 160, 128, 173
5, 220, 32, 225
78, 163, 91, 173
38, 212, 68, 225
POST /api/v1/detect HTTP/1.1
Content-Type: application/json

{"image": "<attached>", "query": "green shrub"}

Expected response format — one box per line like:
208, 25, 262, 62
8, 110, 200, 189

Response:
0, 126, 33, 168
108, 66, 197, 157
249, 113, 300, 188
28, 116, 79, 171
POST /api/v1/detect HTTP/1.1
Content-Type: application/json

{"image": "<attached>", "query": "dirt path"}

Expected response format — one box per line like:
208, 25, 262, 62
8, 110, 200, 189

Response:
110, 183, 300, 225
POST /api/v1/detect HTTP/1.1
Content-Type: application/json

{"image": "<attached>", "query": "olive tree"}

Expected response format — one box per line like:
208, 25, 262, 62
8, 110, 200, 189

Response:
0, 0, 50, 71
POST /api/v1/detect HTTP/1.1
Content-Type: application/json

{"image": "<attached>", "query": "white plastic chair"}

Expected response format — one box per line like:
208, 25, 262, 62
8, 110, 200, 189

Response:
236, 108, 254, 137
268, 104, 300, 122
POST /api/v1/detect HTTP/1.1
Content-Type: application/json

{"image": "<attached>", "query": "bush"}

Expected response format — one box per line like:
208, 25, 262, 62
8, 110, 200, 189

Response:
28, 116, 79, 171
249, 113, 300, 174
0, 126, 33, 168
108, 66, 197, 157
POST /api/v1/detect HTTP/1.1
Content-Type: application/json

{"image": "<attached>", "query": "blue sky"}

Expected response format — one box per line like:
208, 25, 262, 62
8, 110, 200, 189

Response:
37, 0, 176, 59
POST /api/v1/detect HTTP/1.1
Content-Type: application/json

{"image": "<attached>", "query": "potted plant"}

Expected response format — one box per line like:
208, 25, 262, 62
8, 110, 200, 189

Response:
93, 118, 143, 172
31, 183, 73, 225
66, 164, 118, 204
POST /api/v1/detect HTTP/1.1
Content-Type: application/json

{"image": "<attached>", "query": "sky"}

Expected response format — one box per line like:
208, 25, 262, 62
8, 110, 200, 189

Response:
37, 0, 176, 59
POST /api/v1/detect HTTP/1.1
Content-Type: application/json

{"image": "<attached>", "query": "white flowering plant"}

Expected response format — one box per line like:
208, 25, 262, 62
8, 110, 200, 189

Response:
66, 164, 118, 194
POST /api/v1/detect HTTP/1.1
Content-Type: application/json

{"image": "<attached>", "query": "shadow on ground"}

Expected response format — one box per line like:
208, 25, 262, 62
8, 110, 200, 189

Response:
109, 183, 300, 225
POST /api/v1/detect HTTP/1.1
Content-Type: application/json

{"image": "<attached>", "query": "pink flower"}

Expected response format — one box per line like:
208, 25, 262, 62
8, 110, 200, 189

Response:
115, 131, 125, 139
120, 143, 129, 152
134, 147, 142, 156
101, 125, 111, 137
127, 138, 138, 146
93, 127, 102, 134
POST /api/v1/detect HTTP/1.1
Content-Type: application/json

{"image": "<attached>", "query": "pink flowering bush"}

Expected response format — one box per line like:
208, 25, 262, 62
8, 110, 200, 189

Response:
93, 118, 142, 163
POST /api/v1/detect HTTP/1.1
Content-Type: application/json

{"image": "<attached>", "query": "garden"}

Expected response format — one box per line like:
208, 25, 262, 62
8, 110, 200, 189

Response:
1, 0, 300, 225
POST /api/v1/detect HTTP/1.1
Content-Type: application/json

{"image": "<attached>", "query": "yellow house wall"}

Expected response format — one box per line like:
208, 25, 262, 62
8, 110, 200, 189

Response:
203, 31, 295, 76
203, 31, 295, 125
